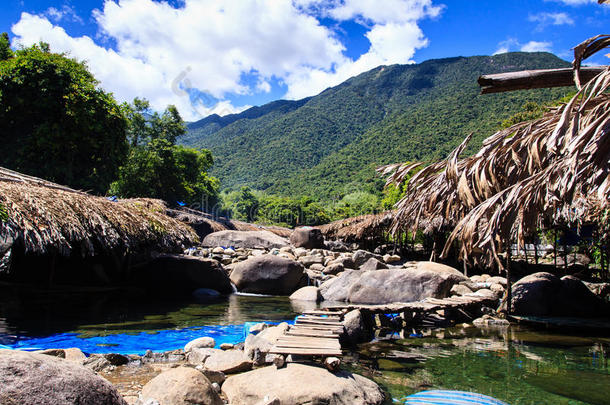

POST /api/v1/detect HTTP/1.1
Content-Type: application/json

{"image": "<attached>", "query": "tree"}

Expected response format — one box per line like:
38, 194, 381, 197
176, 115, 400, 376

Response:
0, 32, 12, 61
110, 99, 219, 207
0, 40, 128, 193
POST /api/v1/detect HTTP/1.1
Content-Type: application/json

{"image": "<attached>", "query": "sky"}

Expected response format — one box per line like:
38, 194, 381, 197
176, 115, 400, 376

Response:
1, 0, 608, 121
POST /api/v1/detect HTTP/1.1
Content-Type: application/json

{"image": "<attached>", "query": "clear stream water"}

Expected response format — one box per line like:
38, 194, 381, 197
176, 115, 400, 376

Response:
0, 291, 608, 405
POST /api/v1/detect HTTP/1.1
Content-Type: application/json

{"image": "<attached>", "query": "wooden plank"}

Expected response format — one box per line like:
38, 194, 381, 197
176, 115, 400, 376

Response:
296, 319, 343, 326
298, 315, 341, 321
276, 337, 339, 346
291, 326, 342, 333
269, 347, 342, 356
275, 340, 340, 348
303, 310, 343, 316
286, 330, 339, 338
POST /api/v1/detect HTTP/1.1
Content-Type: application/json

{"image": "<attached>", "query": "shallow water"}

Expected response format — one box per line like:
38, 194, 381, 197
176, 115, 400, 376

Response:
1, 291, 609, 404
0, 291, 302, 353
347, 326, 610, 405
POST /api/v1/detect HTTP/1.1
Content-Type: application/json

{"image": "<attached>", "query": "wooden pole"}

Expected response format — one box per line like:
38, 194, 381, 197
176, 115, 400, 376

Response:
478, 67, 606, 94
506, 246, 512, 316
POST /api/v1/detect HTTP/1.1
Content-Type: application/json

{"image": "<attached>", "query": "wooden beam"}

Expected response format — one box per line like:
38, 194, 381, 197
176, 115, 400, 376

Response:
478, 67, 606, 94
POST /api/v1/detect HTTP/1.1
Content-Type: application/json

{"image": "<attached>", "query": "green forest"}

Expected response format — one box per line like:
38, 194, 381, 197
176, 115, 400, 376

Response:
0, 35, 219, 207
0, 34, 572, 227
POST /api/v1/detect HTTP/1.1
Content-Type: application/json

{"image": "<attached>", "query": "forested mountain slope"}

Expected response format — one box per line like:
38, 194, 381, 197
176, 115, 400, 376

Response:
181, 52, 570, 198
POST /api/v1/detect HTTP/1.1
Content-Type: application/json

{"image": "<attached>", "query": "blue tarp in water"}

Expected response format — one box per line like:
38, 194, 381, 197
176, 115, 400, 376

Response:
403, 390, 510, 405
5, 321, 292, 355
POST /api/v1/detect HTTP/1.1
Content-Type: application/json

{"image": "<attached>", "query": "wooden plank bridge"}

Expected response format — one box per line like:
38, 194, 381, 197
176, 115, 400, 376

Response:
268, 292, 498, 358
269, 310, 344, 357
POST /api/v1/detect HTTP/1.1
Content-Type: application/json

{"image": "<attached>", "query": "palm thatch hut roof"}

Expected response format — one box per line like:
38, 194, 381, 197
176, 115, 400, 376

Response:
166, 206, 292, 238
383, 34, 610, 268
0, 167, 198, 257
318, 212, 393, 242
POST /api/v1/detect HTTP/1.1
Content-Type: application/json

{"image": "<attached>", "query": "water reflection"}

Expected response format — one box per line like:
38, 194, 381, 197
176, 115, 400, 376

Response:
351, 326, 610, 405
0, 287, 300, 343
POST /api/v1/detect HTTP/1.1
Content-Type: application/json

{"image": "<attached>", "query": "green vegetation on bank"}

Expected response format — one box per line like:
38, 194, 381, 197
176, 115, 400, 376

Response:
0, 36, 218, 207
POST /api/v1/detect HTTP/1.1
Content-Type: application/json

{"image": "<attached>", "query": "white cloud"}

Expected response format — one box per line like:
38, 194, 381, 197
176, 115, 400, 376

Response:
528, 12, 574, 29
11, 0, 441, 120
545, 0, 597, 5
45, 5, 83, 24
521, 40, 553, 52
493, 38, 553, 54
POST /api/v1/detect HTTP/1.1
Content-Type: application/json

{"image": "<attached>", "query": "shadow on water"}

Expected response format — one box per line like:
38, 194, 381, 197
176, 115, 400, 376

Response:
0, 285, 300, 344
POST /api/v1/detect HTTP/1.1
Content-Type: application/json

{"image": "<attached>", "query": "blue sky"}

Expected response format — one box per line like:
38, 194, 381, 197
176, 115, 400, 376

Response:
1, 0, 608, 121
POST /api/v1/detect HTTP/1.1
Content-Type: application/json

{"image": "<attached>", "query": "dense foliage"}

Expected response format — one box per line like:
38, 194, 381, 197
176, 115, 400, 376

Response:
110, 100, 219, 206
0, 38, 128, 194
182, 52, 571, 200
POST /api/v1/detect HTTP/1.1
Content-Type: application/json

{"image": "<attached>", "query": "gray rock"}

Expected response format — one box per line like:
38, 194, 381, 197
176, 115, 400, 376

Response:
204, 349, 253, 374
290, 227, 325, 249
202, 230, 289, 249
104, 353, 129, 366
142, 254, 233, 295
230, 255, 305, 295
222, 363, 385, 405
327, 256, 356, 270
199, 368, 226, 385
186, 348, 221, 365
140, 366, 222, 405
319, 270, 364, 302
359, 258, 388, 271
83, 355, 113, 372
450, 284, 473, 296
0, 349, 127, 405
323, 263, 345, 275
289, 286, 321, 302
342, 309, 369, 344
504, 272, 609, 317
323, 263, 468, 304
352, 250, 379, 267
298, 255, 325, 267
185, 337, 216, 352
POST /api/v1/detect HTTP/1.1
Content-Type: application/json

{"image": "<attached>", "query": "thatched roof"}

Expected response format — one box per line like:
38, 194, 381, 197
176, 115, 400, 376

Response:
383, 34, 610, 268
167, 206, 292, 238
0, 167, 198, 257
318, 212, 393, 242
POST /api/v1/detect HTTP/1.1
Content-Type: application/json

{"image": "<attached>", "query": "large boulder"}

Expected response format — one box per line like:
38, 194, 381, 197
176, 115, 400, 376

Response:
320, 262, 468, 304
342, 309, 369, 344
139, 366, 222, 405
222, 363, 385, 405
359, 258, 388, 271
203, 349, 252, 374
507, 272, 609, 317
140, 254, 233, 295
230, 255, 304, 295
185, 337, 216, 352
202, 230, 289, 249
319, 270, 365, 302
290, 227, 325, 249
290, 286, 322, 302
0, 349, 127, 405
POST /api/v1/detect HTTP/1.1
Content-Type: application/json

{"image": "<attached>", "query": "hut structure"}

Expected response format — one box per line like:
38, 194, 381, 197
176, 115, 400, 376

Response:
0, 167, 198, 285
166, 206, 292, 239
318, 212, 393, 248
383, 33, 610, 277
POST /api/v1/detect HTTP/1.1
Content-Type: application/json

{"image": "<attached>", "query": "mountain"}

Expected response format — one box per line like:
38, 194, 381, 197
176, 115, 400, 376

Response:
181, 52, 571, 199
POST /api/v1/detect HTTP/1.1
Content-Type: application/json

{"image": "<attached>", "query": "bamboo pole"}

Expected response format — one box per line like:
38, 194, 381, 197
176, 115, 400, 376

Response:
478, 67, 606, 94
